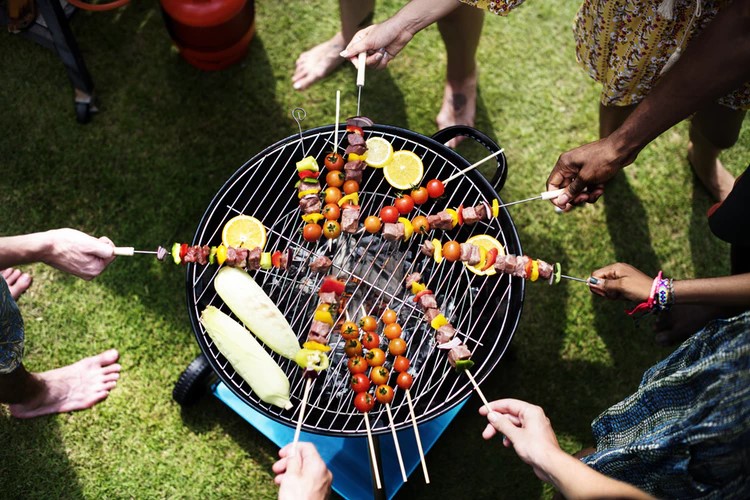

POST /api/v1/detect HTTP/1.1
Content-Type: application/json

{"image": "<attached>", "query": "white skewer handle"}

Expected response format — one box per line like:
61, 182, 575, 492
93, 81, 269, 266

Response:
364, 412, 382, 490
356, 52, 366, 87
334, 90, 341, 153
406, 389, 430, 484
291, 378, 313, 456
385, 403, 408, 482
443, 149, 504, 186
540, 188, 565, 200
114, 247, 135, 256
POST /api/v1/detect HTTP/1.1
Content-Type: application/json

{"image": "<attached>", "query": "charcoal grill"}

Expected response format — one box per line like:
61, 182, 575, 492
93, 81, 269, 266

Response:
185, 124, 524, 438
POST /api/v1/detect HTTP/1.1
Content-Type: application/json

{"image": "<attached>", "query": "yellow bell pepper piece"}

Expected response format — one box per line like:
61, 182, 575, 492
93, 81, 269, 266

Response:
530, 260, 539, 282
445, 208, 459, 228
491, 199, 500, 218
430, 313, 449, 330
313, 308, 334, 325
302, 341, 332, 352
296, 156, 319, 172
398, 217, 414, 241
338, 192, 359, 207
432, 239, 443, 263
216, 244, 228, 266
302, 213, 325, 224
348, 152, 367, 162
411, 281, 426, 294
298, 188, 320, 199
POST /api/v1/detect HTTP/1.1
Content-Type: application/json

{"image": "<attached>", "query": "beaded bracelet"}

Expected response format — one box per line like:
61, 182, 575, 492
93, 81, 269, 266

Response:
626, 271, 673, 316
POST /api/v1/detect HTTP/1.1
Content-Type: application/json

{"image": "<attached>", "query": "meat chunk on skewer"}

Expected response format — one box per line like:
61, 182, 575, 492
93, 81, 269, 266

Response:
308, 320, 332, 345
344, 143, 367, 157
310, 256, 333, 274
346, 116, 374, 128
447, 344, 472, 368
246, 247, 261, 270
347, 133, 366, 147
405, 272, 422, 289
461, 206, 481, 225
418, 292, 438, 310
382, 222, 405, 242
537, 260, 554, 280
459, 243, 473, 262
341, 206, 361, 233
427, 211, 454, 230
424, 308, 442, 323
436, 324, 457, 344
468, 245, 481, 266
421, 240, 434, 257
299, 194, 321, 215
515, 255, 530, 279
298, 181, 321, 195
318, 291, 339, 305
474, 203, 488, 221
344, 160, 367, 183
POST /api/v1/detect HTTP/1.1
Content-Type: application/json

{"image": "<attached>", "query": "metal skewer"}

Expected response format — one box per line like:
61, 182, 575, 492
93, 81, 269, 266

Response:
497, 188, 565, 209
356, 52, 366, 116
443, 149, 505, 186
114, 247, 158, 256
561, 274, 597, 284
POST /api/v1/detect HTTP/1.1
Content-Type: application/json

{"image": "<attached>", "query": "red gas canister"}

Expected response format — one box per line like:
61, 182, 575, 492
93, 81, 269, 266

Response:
160, 0, 255, 71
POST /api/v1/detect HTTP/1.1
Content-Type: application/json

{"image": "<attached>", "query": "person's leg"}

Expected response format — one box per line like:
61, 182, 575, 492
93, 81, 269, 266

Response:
1, 268, 32, 301
598, 102, 637, 138
292, 0, 375, 91
688, 104, 745, 201
1, 349, 121, 418
436, 5, 484, 148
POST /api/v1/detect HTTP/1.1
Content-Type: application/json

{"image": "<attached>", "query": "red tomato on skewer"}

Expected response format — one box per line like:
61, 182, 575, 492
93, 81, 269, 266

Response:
354, 392, 375, 413
350, 373, 370, 393
375, 385, 394, 404
396, 372, 413, 390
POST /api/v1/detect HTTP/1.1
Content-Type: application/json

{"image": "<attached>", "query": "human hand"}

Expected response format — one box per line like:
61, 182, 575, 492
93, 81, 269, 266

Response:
546, 137, 639, 210
479, 399, 564, 483
588, 263, 653, 302
340, 19, 414, 70
273, 442, 332, 500
44, 228, 115, 280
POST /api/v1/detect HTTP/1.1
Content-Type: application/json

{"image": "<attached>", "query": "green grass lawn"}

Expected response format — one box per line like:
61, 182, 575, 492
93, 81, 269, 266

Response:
1, 0, 748, 498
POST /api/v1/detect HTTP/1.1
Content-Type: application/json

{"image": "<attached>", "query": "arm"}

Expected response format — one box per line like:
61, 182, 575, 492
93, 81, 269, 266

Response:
548, 0, 750, 208
340, 0, 460, 68
0, 229, 115, 280
589, 263, 750, 307
273, 442, 332, 500
479, 399, 654, 500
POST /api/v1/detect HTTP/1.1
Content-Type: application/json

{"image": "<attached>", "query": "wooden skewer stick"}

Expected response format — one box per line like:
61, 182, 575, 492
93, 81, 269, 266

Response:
291, 377, 314, 456
443, 149, 505, 186
385, 403, 408, 482
464, 369, 492, 414
334, 90, 341, 154
405, 389, 430, 484
363, 411, 383, 490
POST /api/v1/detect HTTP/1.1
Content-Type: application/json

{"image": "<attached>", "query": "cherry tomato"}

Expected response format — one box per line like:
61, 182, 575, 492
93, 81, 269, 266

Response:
324, 152, 345, 171
383, 323, 402, 340
393, 355, 410, 373
322, 203, 341, 220
340, 321, 360, 341
323, 187, 342, 204
396, 372, 413, 390
426, 179, 445, 198
323, 220, 341, 239
370, 366, 390, 386
362, 332, 380, 350
375, 384, 394, 404
379, 206, 399, 223
350, 373, 370, 393
381, 309, 397, 325
326, 170, 345, 187
394, 195, 415, 215
302, 223, 322, 242
411, 215, 430, 234
388, 337, 407, 356
344, 338, 363, 357
348, 355, 368, 374
442, 240, 461, 262
343, 180, 359, 195
366, 347, 386, 367
354, 391, 375, 413
359, 315, 377, 332
410, 186, 429, 205
364, 215, 382, 234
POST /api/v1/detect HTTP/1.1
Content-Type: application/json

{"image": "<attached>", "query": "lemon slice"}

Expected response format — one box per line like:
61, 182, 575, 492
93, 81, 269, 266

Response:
464, 234, 505, 276
364, 137, 393, 168
383, 150, 424, 190
222, 215, 267, 250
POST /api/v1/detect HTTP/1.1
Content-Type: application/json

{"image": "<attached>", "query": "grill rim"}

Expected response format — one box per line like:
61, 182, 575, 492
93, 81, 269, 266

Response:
186, 123, 525, 436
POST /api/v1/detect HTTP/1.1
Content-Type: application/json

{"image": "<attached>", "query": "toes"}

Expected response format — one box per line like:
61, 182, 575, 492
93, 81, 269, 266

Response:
95, 349, 120, 366
103, 370, 121, 382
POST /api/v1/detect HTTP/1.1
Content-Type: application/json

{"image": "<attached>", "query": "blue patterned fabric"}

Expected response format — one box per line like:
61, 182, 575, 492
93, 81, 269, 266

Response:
582, 312, 750, 498
0, 275, 24, 374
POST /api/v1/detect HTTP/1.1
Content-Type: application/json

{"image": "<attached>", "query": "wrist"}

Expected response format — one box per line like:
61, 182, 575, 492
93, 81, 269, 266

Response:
606, 128, 643, 167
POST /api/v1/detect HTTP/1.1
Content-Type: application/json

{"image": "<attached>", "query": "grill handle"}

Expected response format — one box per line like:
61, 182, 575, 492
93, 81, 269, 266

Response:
431, 125, 508, 192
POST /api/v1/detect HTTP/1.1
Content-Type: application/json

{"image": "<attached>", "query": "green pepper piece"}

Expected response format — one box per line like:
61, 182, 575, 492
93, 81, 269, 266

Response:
260, 252, 272, 270
454, 359, 475, 372
294, 349, 330, 372
552, 262, 561, 285
296, 156, 319, 172
208, 246, 218, 265
171, 242, 181, 265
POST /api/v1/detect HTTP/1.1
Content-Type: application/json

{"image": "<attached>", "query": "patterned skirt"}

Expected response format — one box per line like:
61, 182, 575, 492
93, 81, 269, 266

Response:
0, 276, 25, 374
581, 311, 750, 498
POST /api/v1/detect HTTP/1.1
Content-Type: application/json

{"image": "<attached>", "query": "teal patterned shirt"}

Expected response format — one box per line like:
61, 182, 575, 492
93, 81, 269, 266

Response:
0, 276, 24, 374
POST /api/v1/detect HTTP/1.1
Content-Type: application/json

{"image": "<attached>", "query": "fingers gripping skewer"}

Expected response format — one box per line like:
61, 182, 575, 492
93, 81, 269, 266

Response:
385, 403, 408, 482
291, 376, 314, 456
363, 412, 382, 490
356, 52, 366, 116
443, 149, 505, 186
405, 389, 430, 483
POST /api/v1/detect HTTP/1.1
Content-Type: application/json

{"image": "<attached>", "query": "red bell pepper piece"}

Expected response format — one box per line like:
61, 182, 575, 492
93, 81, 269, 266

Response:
271, 251, 282, 268
457, 205, 464, 225
481, 248, 498, 271
298, 170, 320, 179
345, 125, 364, 136
413, 289, 434, 303
179, 243, 188, 260
320, 275, 346, 295
524, 256, 533, 278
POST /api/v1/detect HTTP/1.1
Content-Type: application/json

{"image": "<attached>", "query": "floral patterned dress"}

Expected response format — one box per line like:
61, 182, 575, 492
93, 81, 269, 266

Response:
0, 276, 25, 374
460, 0, 750, 109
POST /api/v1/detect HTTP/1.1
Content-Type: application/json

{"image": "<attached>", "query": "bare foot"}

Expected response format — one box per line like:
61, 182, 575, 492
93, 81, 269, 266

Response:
687, 141, 735, 201
292, 32, 347, 91
9, 349, 121, 418
1, 268, 33, 301
436, 71, 478, 149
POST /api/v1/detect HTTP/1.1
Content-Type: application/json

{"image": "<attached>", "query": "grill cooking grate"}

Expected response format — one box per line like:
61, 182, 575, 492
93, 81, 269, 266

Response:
187, 124, 523, 436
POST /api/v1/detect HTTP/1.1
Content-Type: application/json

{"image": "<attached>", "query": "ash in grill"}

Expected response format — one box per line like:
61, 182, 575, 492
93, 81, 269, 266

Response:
187, 124, 524, 436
